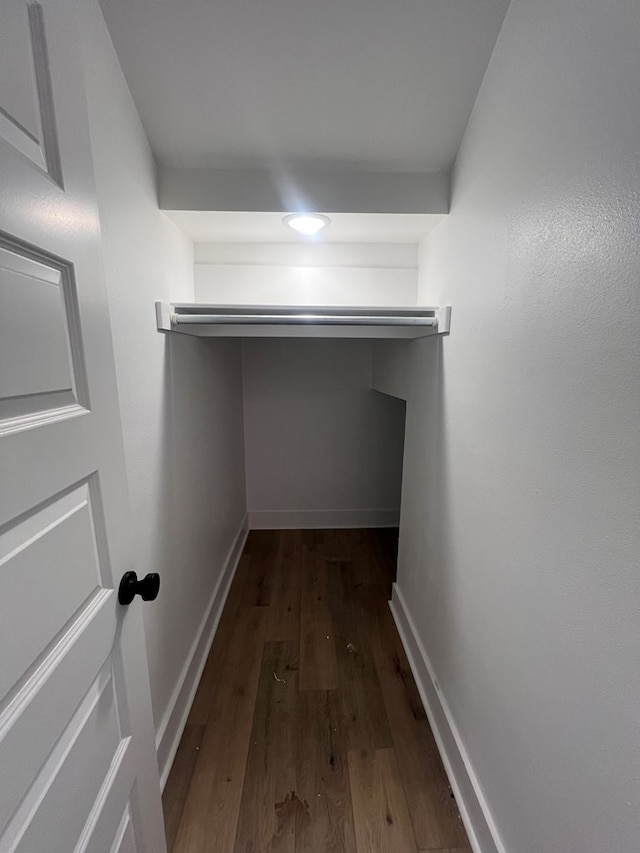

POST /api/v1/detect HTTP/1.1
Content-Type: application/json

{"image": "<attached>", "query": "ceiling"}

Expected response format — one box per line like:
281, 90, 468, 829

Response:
98, 0, 510, 174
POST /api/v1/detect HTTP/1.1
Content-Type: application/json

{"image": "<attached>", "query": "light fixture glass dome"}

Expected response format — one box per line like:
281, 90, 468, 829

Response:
283, 213, 330, 236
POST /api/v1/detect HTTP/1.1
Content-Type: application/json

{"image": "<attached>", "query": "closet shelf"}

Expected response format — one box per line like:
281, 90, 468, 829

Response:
155, 303, 451, 339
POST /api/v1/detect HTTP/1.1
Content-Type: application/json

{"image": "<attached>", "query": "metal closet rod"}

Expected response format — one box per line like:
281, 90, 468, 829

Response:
171, 313, 438, 327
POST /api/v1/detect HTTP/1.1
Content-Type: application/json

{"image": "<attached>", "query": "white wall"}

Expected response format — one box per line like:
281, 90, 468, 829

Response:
195, 242, 419, 306
80, 1, 248, 782
375, 1, 640, 850
244, 339, 405, 529
198, 243, 410, 528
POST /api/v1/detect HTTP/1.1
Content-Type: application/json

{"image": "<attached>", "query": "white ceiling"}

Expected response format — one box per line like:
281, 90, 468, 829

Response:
99, 0, 510, 173
165, 211, 445, 244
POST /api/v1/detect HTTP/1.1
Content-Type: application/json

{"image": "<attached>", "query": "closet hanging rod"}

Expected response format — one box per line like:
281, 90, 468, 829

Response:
155, 302, 451, 338
171, 312, 439, 327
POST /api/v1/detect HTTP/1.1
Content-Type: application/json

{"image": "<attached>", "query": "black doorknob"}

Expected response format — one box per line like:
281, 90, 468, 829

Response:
118, 571, 160, 605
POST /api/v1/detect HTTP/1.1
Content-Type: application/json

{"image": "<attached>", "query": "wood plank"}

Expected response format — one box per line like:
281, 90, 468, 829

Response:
244, 529, 280, 561
301, 529, 325, 552
233, 641, 298, 853
317, 528, 356, 562
326, 558, 393, 751
172, 606, 268, 853
363, 528, 398, 595
295, 690, 356, 853
165, 530, 470, 853
299, 550, 338, 691
238, 530, 277, 606
187, 572, 271, 726
224, 552, 258, 611
348, 747, 417, 853
163, 724, 205, 852
266, 531, 302, 642
418, 848, 471, 853
366, 604, 469, 850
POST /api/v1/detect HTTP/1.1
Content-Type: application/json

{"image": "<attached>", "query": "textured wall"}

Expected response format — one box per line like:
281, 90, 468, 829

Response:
378, 0, 640, 850
80, 2, 247, 743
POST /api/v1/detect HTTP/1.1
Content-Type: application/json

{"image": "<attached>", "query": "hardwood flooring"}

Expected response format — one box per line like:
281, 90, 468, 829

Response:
163, 529, 470, 853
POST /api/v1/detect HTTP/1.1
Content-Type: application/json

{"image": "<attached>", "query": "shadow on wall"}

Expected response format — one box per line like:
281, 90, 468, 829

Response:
144, 333, 246, 734
397, 336, 457, 672
242, 338, 407, 526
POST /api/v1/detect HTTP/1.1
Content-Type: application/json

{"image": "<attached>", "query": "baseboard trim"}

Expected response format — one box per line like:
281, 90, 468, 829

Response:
390, 584, 505, 853
156, 516, 249, 789
248, 508, 400, 529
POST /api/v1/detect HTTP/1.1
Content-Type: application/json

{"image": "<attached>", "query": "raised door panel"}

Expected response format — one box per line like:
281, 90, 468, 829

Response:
0, 475, 120, 839
0, 0, 61, 181
110, 812, 138, 853
0, 596, 117, 838
81, 760, 141, 853
105, 806, 138, 853
0, 482, 106, 702
7, 667, 127, 852
0, 241, 87, 428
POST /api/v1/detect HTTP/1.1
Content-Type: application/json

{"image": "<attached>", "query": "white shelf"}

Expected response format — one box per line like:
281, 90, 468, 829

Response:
155, 302, 451, 339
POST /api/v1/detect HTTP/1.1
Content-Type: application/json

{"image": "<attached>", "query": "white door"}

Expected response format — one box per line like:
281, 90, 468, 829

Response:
0, 1, 167, 851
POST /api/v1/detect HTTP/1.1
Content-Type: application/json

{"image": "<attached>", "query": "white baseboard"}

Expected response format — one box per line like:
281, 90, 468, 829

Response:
390, 584, 505, 853
156, 516, 249, 789
248, 508, 400, 529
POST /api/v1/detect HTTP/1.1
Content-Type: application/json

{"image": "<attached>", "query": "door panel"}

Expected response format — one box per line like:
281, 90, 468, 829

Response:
8, 666, 127, 852
0, 1, 61, 179
108, 806, 138, 853
82, 753, 139, 853
0, 481, 104, 697
0, 1, 166, 850
0, 240, 87, 424
0, 594, 115, 836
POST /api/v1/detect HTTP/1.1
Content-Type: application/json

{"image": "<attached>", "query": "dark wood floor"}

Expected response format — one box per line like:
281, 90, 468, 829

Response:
163, 529, 470, 853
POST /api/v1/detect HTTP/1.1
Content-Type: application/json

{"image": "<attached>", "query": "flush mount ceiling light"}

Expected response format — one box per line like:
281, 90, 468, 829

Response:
283, 213, 331, 236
